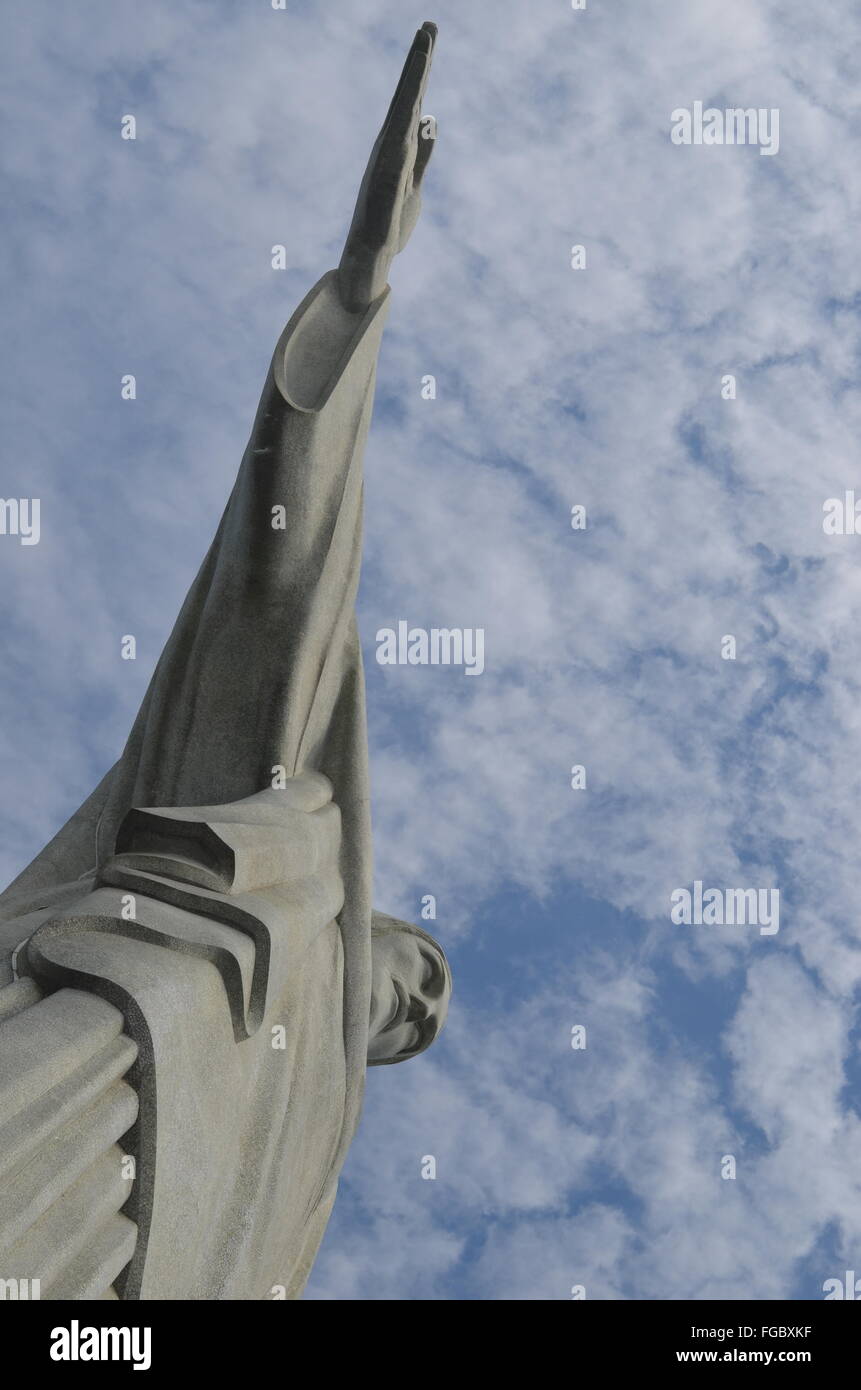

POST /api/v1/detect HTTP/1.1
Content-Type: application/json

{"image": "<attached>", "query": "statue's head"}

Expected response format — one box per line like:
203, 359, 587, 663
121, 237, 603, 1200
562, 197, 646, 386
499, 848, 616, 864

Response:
367, 911, 451, 1065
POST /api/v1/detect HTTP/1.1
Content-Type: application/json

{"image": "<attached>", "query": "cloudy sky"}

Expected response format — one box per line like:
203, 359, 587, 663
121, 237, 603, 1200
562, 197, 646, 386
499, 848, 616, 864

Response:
2, 0, 860, 1300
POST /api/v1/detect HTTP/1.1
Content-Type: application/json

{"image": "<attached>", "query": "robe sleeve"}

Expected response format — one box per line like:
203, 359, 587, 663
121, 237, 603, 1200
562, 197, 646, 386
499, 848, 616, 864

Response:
2, 271, 391, 912
1, 269, 395, 1283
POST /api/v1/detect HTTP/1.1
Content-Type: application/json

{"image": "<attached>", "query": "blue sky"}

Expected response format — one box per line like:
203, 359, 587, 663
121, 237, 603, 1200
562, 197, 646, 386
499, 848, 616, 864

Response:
2, 0, 861, 1300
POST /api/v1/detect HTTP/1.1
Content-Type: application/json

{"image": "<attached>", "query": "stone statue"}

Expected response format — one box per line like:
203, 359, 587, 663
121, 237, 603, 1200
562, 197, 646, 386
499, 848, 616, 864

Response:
0, 22, 450, 1302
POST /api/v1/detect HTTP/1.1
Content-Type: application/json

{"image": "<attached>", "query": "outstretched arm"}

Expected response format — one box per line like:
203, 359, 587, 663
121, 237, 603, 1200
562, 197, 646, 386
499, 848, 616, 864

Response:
0, 23, 441, 908
279, 21, 438, 410
94, 23, 440, 837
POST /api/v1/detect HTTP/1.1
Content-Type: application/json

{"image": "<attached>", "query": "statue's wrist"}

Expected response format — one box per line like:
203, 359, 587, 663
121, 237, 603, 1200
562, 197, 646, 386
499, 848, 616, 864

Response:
336, 249, 390, 314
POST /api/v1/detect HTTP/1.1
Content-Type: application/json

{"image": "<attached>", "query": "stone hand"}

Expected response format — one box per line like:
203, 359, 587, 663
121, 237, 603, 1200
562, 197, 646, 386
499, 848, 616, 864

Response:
336, 21, 437, 313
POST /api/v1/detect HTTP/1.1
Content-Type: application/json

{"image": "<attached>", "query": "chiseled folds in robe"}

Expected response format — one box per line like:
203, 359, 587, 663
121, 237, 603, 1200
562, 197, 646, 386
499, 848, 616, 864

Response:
0, 978, 138, 1300
0, 270, 392, 1298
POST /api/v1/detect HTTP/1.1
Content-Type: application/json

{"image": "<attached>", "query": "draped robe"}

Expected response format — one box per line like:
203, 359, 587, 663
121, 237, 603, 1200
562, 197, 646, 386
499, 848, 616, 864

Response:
0, 270, 392, 1298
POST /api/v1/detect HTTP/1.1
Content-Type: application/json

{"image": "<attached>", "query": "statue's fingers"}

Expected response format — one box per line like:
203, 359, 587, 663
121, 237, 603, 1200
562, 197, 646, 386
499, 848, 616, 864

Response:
416, 22, 437, 107
370, 27, 435, 216
378, 48, 428, 185
404, 24, 437, 194
358, 143, 407, 250
420, 21, 438, 54
380, 26, 433, 138
343, 25, 436, 271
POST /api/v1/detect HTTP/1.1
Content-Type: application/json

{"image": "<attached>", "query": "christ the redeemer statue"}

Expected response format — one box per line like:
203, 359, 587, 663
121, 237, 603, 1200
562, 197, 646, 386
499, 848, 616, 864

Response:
0, 22, 451, 1301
